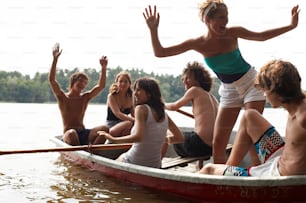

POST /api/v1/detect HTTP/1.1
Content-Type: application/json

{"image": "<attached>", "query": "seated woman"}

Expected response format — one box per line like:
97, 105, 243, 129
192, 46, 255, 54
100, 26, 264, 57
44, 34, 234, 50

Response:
98, 77, 183, 168
105, 71, 134, 140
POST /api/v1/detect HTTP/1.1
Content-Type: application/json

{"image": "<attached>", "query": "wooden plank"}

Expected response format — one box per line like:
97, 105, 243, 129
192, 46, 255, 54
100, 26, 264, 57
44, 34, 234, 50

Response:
162, 156, 210, 169
162, 144, 233, 169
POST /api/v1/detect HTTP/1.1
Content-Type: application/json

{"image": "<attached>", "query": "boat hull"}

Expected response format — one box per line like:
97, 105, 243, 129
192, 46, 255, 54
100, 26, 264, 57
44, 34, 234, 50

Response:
52, 137, 306, 203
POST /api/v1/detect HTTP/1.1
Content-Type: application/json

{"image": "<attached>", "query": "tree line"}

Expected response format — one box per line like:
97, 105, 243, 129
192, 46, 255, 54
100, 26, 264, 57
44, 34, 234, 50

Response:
0, 67, 221, 104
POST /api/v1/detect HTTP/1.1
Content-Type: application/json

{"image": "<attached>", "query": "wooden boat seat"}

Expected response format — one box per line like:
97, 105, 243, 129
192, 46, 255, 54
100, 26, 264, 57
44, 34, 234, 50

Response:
162, 144, 232, 169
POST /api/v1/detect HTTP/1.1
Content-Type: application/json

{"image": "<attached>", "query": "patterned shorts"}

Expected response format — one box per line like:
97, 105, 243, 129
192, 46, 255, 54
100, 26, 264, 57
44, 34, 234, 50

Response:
223, 126, 285, 177
255, 126, 285, 163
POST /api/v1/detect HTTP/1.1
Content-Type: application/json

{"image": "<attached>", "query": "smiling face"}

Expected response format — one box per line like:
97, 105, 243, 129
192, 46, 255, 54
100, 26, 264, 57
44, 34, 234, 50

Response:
207, 6, 228, 35
116, 75, 131, 93
133, 83, 149, 105
69, 73, 89, 92
181, 72, 200, 90
72, 77, 88, 93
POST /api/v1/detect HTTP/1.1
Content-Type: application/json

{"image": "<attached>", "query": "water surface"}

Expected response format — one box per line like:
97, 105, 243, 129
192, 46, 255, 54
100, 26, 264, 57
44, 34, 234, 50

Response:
0, 103, 287, 202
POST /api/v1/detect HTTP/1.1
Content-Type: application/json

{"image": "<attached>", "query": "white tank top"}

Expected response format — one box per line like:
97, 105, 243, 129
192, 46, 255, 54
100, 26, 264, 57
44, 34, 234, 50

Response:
123, 104, 168, 168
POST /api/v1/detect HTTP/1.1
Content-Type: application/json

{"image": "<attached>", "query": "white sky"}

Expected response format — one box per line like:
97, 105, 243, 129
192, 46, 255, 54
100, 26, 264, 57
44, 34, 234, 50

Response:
0, 0, 305, 88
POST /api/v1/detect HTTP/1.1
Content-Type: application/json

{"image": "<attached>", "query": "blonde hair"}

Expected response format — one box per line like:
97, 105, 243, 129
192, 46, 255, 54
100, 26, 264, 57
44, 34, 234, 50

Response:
109, 71, 133, 97
198, 0, 226, 22
255, 59, 305, 104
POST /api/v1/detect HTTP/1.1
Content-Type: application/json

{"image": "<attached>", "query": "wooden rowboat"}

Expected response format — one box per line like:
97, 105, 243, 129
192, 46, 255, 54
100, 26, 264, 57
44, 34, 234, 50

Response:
50, 128, 306, 203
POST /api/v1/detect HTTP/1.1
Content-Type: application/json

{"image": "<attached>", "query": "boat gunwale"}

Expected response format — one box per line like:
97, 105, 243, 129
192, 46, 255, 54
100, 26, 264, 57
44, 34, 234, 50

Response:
51, 136, 306, 187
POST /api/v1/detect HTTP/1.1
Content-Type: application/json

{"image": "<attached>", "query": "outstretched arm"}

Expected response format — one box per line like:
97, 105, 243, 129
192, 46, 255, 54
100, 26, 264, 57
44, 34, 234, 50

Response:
98, 105, 146, 143
234, 5, 300, 41
143, 5, 198, 57
165, 88, 194, 110
48, 43, 63, 96
87, 55, 108, 100
107, 94, 135, 122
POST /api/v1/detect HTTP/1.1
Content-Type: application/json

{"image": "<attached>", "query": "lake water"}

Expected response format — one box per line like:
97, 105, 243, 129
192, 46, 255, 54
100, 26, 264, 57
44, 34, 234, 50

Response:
0, 103, 288, 203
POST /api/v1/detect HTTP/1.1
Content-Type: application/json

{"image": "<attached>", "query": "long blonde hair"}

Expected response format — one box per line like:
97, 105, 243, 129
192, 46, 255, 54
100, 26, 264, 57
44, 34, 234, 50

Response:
109, 71, 133, 97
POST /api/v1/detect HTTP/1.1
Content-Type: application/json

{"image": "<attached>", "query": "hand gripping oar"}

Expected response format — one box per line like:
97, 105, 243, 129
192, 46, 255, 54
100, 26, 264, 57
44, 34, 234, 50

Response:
0, 143, 132, 155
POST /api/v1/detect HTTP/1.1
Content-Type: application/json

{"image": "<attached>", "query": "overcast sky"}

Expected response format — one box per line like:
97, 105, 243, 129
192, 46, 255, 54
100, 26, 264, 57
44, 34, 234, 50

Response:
0, 0, 305, 88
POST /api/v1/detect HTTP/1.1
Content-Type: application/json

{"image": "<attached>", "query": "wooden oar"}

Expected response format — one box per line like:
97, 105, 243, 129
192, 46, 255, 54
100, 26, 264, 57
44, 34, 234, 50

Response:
176, 109, 194, 119
0, 143, 132, 155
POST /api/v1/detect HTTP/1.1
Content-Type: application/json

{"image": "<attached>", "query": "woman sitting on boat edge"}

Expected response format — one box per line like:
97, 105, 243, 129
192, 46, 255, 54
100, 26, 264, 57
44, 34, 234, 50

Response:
104, 71, 135, 142
98, 77, 184, 168
199, 59, 306, 177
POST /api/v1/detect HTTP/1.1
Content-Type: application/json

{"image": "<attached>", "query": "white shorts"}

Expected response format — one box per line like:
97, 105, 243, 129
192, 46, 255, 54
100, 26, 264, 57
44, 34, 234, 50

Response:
249, 148, 283, 177
219, 67, 265, 108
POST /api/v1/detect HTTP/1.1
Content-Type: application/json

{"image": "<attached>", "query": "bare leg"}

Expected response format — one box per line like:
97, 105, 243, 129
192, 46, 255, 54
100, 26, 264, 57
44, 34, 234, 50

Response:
244, 100, 266, 165
109, 121, 133, 137
213, 107, 240, 164
200, 109, 271, 175
89, 125, 109, 144
63, 129, 80, 145
226, 109, 271, 166
225, 112, 254, 166
198, 163, 228, 175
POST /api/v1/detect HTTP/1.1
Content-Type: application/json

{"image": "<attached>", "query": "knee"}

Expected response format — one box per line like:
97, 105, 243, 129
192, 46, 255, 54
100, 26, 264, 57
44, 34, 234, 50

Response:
199, 163, 215, 175
244, 109, 260, 121
100, 125, 109, 133
126, 121, 133, 130
63, 129, 78, 145
124, 120, 134, 130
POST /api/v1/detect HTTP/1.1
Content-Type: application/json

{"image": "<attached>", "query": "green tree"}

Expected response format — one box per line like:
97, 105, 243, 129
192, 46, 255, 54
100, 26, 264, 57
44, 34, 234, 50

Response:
0, 68, 223, 104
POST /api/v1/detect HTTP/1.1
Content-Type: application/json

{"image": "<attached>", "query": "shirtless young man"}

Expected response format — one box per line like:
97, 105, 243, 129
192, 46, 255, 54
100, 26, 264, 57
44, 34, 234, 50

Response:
165, 61, 218, 167
199, 59, 306, 177
49, 43, 109, 146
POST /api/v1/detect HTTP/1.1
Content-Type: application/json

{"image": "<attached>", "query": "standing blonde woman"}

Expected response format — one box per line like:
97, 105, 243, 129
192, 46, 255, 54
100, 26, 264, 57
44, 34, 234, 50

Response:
143, 1, 299, 164
105, 71, 134, 139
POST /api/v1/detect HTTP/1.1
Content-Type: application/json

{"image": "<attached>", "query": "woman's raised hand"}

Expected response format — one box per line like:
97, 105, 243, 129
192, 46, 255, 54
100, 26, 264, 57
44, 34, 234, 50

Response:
143, 5, 160, 30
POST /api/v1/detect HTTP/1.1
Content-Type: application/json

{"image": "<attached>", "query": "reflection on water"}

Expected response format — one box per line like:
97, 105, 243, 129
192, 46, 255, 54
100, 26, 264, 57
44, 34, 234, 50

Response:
49, 155, 190, 203
0, 153, 60, 202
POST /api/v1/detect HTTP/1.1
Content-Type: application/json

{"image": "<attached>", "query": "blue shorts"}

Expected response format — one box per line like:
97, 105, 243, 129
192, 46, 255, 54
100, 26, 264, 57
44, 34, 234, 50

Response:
173, 131, 212, 157
223, 126, 285, 177
76, 129, 91, 145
